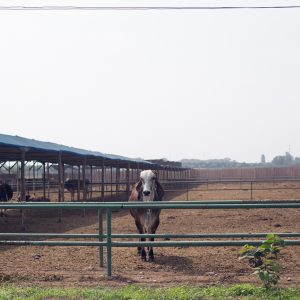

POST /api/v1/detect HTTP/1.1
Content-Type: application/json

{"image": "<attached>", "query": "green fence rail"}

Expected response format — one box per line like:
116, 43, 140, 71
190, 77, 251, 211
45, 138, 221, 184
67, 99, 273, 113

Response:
1, 200, 300, 277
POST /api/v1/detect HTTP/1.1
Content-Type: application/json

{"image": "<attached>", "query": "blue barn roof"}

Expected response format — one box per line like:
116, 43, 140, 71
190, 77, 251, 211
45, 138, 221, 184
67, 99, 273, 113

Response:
0, 133, 154, 167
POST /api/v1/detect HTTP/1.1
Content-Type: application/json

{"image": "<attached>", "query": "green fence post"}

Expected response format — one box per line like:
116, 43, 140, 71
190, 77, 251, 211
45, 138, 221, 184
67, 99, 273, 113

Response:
106, 208, 112, 277
98, 208, 104, 267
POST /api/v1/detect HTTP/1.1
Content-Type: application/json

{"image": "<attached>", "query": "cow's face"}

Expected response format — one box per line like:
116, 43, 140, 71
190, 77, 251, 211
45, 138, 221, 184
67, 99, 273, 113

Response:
139, 170, 157, 201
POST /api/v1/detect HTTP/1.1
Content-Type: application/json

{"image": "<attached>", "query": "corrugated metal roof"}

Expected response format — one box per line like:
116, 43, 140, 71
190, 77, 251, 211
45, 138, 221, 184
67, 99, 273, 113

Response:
0, 133, 151, 164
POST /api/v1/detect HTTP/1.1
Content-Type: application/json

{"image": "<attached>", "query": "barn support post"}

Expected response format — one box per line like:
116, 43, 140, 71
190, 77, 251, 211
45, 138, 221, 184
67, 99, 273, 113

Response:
32, 161, 36, 196
101, 159, 105, 202
82, 157, 87, 217
16, 161, 19, 196
62, 163, 65, 202
110, 166, 113, 198
77, 165, 81, 202
90, 165, 93, 200
83, 158, 87, 201
116, 163, 120, 196
43, 163, 46, 200
20, 149, 26, 231
98, 208, 104, 267
20, 150, 26, 202
47, 163, 50, 199
58, 151, 63, 222
126, 163, 130, 199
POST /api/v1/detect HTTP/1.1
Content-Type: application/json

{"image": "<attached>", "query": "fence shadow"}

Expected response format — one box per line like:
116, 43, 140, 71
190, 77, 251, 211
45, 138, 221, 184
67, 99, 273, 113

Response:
154, 255, 197, 275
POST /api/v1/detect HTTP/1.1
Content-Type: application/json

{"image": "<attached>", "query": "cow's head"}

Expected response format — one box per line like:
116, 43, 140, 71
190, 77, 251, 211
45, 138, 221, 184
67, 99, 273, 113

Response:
136, 170, 164, 201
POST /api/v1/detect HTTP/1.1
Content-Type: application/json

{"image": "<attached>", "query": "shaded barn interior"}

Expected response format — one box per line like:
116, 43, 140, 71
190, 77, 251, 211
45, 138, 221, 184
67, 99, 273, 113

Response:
0, 133, 190, 203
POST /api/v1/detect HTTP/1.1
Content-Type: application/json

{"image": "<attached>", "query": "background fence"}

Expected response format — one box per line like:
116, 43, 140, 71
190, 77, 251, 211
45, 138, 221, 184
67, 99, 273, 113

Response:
191, 166, 300, 181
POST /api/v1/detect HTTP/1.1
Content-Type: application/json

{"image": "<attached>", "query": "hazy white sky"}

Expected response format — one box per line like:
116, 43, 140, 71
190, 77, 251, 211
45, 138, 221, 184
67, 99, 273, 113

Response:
0, 1, 299, 162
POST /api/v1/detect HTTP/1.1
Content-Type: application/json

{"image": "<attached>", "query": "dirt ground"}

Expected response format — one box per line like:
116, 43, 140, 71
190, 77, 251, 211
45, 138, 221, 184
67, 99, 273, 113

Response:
0, 181, 300, 288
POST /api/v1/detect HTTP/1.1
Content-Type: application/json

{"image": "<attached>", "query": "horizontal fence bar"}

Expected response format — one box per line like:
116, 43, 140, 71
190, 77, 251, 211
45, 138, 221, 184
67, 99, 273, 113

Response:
2, 232, 300, 239
0, 233, 98, 238
165, 187, 300, 192
1, 240, 300, 247
0, 240, 106, 246
1, 201, 300, 209
162, 178, 300, 184
111, 240, 300, 247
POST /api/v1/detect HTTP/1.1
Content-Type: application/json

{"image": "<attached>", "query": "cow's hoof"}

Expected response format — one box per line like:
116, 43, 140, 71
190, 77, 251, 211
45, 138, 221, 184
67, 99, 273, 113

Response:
141, 249, 147, 261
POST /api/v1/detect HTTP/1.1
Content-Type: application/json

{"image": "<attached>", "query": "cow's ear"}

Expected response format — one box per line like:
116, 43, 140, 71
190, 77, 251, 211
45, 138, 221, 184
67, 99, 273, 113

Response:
136, 180, 142, 191
155, 181, 164, 200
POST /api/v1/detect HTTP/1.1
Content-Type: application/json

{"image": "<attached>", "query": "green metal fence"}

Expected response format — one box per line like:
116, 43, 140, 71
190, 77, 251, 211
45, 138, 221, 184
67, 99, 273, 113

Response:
1, 200, 300, 277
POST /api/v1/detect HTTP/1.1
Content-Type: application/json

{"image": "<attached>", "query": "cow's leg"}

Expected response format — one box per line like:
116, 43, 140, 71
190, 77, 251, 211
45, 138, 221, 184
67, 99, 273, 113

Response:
148, 217, 160, 262
135, 219, 146, 260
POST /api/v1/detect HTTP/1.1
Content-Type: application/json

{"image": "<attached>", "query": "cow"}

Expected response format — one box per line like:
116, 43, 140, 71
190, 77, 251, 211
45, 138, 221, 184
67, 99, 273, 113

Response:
0, 183, 13, 217
64, 179, 90, 201
18, 191, 32, 202
129, 170, 164, 262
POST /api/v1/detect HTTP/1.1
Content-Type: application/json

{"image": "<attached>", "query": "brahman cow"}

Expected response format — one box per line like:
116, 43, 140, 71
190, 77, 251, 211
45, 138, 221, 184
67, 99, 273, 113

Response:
129, 170, 164, 261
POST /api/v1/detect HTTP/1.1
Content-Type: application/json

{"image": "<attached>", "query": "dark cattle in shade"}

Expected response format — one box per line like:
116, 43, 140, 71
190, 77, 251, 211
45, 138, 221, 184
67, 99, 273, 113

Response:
64, 179, 90, 201
0, 183, 13, 217
129, 170, 164, 262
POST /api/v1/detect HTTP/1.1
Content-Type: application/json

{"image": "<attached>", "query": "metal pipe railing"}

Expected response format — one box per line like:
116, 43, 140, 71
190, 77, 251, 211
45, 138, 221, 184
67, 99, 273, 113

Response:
1, 200, 300, 277
2, 201, 300, 209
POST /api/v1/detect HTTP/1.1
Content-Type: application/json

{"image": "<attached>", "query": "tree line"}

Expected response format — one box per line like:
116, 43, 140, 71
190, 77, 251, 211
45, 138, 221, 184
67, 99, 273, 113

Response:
181, 152, 300, 169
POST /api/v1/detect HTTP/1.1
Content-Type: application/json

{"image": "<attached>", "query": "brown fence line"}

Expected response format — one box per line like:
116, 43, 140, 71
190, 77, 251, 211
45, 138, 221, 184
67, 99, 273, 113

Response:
191, 166, 300, 181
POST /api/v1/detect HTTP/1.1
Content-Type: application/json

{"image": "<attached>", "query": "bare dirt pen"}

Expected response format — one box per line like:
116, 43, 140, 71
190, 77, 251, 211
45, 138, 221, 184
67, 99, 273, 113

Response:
1, 180, 300, 288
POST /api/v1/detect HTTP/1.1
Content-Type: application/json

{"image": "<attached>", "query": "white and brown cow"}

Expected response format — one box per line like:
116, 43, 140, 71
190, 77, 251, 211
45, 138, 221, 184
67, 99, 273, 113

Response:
129, 170, 164, 261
